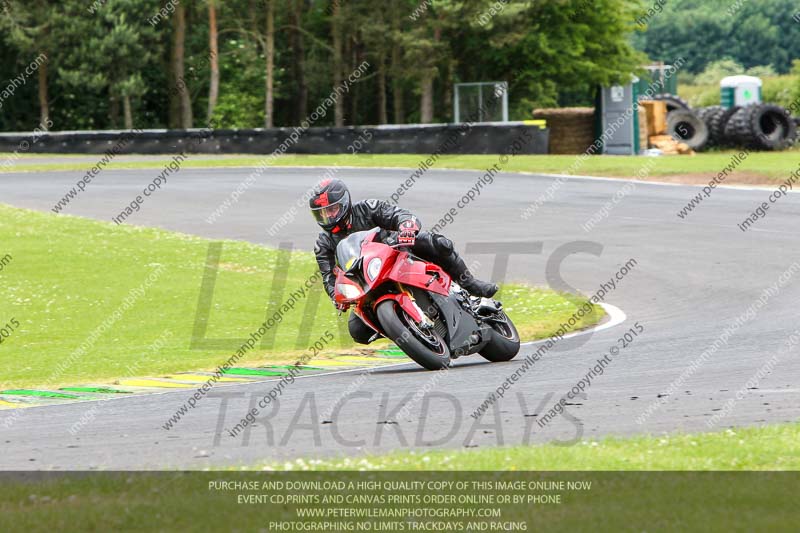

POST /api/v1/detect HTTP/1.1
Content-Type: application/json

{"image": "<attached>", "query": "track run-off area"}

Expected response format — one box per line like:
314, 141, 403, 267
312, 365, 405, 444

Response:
1, 165, 799, 469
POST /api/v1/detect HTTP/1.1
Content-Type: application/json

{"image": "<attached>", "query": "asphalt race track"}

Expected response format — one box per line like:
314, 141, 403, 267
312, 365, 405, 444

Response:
2, 164, 799, 470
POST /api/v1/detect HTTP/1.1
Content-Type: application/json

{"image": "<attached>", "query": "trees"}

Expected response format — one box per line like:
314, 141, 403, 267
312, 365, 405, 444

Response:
405, 5, 447, 123
264, 0, 275, 128
287, 0, 308, 125
171, 1, 193, 128
207, 0, 220, 121
56, 0, 159, 129
390, 0, 406, 123
452, 0, 646, 112
345, 1, 391, 124
0, 0, 652, 130
330, 0, 345, 126
638, 0, 800, 74
1, 0, 56, 129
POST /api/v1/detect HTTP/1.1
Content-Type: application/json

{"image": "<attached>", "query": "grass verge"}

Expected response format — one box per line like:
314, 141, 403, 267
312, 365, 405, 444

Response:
261, 423, 800, 471
0, 425, 796, 531
0, 204, 604, 389
1, 150, 799, 183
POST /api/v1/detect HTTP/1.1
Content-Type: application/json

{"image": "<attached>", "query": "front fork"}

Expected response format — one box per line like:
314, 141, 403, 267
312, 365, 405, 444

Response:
355, 285, 437, 343
374, 292, 423, 324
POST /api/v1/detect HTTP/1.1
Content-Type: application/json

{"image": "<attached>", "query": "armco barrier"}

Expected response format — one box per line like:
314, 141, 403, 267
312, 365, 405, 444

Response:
0, 122, 548, 155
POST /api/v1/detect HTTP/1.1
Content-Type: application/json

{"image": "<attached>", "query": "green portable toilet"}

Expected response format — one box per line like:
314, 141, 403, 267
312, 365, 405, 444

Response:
720, 75, 762, 109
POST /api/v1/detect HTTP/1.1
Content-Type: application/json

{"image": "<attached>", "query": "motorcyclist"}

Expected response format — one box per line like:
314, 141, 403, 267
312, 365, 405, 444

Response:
310, 178, 498, 344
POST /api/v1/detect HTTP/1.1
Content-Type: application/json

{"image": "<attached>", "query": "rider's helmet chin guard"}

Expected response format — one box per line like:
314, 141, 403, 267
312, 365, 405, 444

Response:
309, 178, 352, 233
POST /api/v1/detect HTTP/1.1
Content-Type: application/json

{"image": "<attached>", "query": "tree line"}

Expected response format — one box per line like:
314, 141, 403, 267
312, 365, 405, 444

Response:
0, 0, 649, 132
634, 0, 800, 76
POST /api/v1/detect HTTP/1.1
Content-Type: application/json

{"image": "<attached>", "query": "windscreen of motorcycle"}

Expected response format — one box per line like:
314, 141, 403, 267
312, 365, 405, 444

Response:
335, 228, 379, 271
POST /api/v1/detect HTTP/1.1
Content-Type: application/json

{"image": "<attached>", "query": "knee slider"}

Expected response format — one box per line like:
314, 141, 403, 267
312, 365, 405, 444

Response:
348, 316, 373, 344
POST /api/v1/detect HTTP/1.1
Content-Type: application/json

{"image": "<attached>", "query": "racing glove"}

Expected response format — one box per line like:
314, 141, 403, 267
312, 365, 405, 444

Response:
398, 219, 420, 246
335, 301, 350, 312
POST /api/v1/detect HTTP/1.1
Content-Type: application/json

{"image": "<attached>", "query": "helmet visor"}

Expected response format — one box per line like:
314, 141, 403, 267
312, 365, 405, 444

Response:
311, 201, 345, 227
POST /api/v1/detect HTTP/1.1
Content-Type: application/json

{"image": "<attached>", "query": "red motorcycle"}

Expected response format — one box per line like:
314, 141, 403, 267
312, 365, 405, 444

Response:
333, 228, 520, 370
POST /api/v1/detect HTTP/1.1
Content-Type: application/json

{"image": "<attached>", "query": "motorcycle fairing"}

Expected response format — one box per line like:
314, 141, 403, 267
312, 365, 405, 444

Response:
384, 251, 450, 296
427, 291, 487, 354
373, 292, 425, 323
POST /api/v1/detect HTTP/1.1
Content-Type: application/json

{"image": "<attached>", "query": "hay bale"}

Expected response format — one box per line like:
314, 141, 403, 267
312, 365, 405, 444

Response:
649, 134, 695, 155
639, 100, 668, 135
638, 106, 649, 153
533, 107, 596, 154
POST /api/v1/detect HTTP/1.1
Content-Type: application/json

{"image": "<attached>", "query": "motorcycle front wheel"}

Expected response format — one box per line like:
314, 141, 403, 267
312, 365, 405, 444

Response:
376, 300, 451, 370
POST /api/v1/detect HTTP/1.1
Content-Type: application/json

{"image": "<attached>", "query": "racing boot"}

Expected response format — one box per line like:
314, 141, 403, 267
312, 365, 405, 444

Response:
445, 255, 499, 298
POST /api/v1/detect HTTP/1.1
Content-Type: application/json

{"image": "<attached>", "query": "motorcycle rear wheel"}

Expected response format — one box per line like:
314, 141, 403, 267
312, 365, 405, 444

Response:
376, 300, 451, 370
479, 312, 521, 362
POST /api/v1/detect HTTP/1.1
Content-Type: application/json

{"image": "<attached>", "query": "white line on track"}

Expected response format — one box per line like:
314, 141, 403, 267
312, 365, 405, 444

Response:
252, 165, 798, 194
31, 164, 793, 195
512, 171, 800, 194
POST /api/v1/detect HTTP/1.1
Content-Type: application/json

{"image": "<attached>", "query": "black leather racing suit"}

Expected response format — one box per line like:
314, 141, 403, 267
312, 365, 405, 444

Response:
314, 199, 463, 344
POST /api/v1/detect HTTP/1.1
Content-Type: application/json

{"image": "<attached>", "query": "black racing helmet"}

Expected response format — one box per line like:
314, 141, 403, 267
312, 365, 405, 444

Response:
309, 178, 351, 232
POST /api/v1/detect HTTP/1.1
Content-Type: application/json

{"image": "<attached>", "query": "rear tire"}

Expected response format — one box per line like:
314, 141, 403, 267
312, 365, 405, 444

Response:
376, 300, 451, 370
479, 312, 521, 362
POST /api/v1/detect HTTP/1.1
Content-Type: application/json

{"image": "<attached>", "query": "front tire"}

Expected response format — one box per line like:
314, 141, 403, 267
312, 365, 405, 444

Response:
376, 300, 450, 370
479, 312, 521, 362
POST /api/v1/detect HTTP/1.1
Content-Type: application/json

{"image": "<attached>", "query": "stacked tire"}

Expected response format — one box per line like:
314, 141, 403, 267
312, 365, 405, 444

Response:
725, 104, 797, 150
643, 93, 798, 151
695, 103, 797, 150
666, 109, 708, 150
643, 94, 710, 150
695, 106, 740, 148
